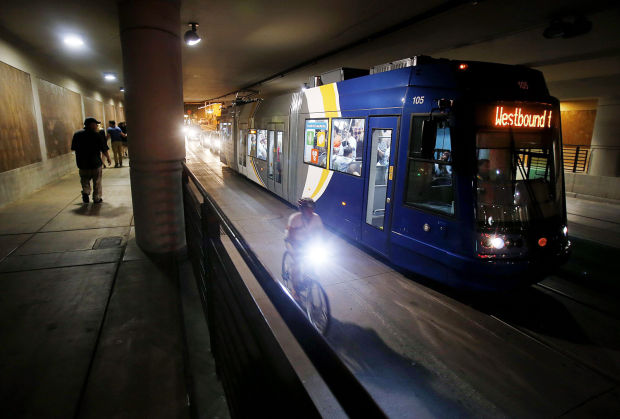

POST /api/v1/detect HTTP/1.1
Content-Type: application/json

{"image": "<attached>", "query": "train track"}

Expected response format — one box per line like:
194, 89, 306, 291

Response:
188, 141, 620, 396
535, 281, 620, 320
486, 277, 620, 388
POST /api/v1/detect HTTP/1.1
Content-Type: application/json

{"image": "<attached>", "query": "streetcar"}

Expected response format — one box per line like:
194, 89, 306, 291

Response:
218, 56, 570, 290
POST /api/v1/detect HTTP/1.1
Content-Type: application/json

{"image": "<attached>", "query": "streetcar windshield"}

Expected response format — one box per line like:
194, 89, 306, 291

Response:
475, 127, 564, 229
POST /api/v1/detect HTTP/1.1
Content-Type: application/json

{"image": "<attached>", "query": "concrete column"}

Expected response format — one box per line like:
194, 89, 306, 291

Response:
588, 97, 620, 177
119, 0, 186, 254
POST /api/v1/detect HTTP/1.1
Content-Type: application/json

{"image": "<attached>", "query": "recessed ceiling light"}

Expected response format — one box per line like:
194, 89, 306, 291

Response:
63, 35, 84, 48
103, 72, 117, 81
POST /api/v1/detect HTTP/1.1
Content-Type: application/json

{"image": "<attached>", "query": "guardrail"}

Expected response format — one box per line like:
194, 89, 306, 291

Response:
563, 145, 590, 173
181, 163, 386, 418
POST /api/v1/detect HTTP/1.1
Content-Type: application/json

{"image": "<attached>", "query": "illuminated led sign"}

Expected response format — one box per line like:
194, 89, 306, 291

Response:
494, 106, 552, 128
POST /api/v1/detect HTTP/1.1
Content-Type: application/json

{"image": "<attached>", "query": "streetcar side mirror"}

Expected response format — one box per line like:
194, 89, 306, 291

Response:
421, 119, 437, 159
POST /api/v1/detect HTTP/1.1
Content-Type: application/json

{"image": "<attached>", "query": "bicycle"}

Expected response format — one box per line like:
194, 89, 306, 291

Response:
280, 249, 331, 335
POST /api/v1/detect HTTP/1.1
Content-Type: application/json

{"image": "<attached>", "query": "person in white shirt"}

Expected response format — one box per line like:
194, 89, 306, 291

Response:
332, 147, 354, 173
342, 130, 357, 157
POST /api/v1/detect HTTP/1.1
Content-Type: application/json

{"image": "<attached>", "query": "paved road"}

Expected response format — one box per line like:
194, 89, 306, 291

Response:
186, 143, 620, 418
566, 196, 620, 249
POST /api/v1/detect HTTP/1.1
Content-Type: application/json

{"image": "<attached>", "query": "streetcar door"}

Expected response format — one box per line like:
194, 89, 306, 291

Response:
238, 129, 247, 177
266, 130, 275, 190
274, 131, 284, 197
361, 116, 399, 256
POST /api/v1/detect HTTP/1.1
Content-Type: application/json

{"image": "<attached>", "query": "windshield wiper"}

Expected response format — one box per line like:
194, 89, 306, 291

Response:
509, 130, 544, 223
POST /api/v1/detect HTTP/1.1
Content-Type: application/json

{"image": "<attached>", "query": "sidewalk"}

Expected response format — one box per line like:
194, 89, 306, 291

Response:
560, 196, 620, 299
0, 165, 189, 417
566, 196, 620, 249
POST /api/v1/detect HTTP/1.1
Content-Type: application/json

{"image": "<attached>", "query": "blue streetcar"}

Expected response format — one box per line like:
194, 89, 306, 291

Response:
218, 56, 570, 290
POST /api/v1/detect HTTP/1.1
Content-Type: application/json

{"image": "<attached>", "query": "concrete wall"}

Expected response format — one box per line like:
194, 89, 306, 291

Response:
565, 172, 620, 201
0, 35, 124, 206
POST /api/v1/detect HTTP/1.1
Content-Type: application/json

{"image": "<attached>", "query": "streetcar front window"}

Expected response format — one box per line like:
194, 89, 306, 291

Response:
475, 128, 563, 229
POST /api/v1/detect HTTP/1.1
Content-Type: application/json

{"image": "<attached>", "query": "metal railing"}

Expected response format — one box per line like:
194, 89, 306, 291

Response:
182, 163, 386, 418
563, 145, 590, 173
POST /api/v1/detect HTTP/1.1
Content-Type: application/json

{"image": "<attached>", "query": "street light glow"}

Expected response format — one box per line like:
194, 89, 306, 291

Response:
63, 35, 84, 48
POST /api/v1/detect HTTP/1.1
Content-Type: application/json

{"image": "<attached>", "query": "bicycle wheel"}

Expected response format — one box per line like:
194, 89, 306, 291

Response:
280, 251, 294, 293
305, 281, 331, 335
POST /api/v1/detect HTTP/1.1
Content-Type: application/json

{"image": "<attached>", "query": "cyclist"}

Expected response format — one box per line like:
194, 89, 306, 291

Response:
284, 197, 324, 300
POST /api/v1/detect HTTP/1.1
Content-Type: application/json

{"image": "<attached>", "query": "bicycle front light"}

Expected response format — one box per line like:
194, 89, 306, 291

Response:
306, 243, 327, 265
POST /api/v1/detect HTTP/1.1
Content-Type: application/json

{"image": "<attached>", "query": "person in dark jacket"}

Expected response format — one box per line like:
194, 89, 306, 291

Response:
71, 117, 111, 203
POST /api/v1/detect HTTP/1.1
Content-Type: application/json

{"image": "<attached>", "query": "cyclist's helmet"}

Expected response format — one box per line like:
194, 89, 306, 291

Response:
298, 197, 315, 210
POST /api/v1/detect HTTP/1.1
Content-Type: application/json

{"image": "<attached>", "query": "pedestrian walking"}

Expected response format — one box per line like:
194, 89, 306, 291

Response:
119, 121, 129, 157
71, 117, 111, 204
106, 120, 126, 167
98, 125, 108, 168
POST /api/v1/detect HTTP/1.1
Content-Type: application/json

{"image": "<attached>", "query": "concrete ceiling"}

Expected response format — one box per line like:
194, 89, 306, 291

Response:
0, 0, 122, 98
1, 0, 619, 103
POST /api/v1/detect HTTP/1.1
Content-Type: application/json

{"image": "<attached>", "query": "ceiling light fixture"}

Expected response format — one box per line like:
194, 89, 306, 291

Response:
63, 35, 84, 48
543, 15, 592, 39
103, 72, 117, 81
184, 22, 201, 46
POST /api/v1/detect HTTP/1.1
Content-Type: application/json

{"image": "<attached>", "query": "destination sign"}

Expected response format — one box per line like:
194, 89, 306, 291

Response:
475, 102, 555, 130
494, 106, 552, 128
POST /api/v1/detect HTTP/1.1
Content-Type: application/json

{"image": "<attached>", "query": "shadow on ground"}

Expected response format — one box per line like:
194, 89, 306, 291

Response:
327, 318, 475, 418
71, 203, 129, 218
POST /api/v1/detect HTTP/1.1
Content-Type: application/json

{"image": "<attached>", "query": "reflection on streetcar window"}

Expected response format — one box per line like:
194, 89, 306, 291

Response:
256, 129, 267, 161
365, 129, 392, 229
404, 116, 455, 215
476, 130, 561, 227
276, 131, 283, 183
303, 119, 328, 168
330, 118, 364, 176
248, 130, 257, 157
268, 131, 275, 179
238, 129, 246, 167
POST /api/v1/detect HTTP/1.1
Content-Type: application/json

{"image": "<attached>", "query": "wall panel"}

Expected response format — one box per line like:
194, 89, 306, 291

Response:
104, 103, 116, 124
83, 96, 104, 126
37, 79, 83, 158
0, 61, 41, 172
117, 106, 125, 122
561, 110, 597, 146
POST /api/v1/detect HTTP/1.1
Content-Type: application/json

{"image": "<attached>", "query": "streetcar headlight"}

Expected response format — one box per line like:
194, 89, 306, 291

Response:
490, 236, 505, 249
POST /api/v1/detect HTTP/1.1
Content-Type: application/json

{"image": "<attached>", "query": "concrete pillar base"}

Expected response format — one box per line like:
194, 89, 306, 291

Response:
588, 97, 620, 177
120, 0, 186, 254
130, 160, 186, 254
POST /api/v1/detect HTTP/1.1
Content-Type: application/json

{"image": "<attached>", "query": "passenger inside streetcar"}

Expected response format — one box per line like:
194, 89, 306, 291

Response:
332, 146, 354, 172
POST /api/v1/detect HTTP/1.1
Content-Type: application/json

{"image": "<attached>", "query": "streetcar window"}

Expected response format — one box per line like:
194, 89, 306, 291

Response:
404, 116, 455, 215
276, 131, 283, 183
248, 130, 257, 157
303, 119, 328, 168
330, 118, 364, 176
256, 129, 268, 161
475, 130, 561, 225
268, 131, 275, 179
239, 129, 246, 167
366, 129, 392, 229
411, 117, 452, 160
405, 161, 454, 215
